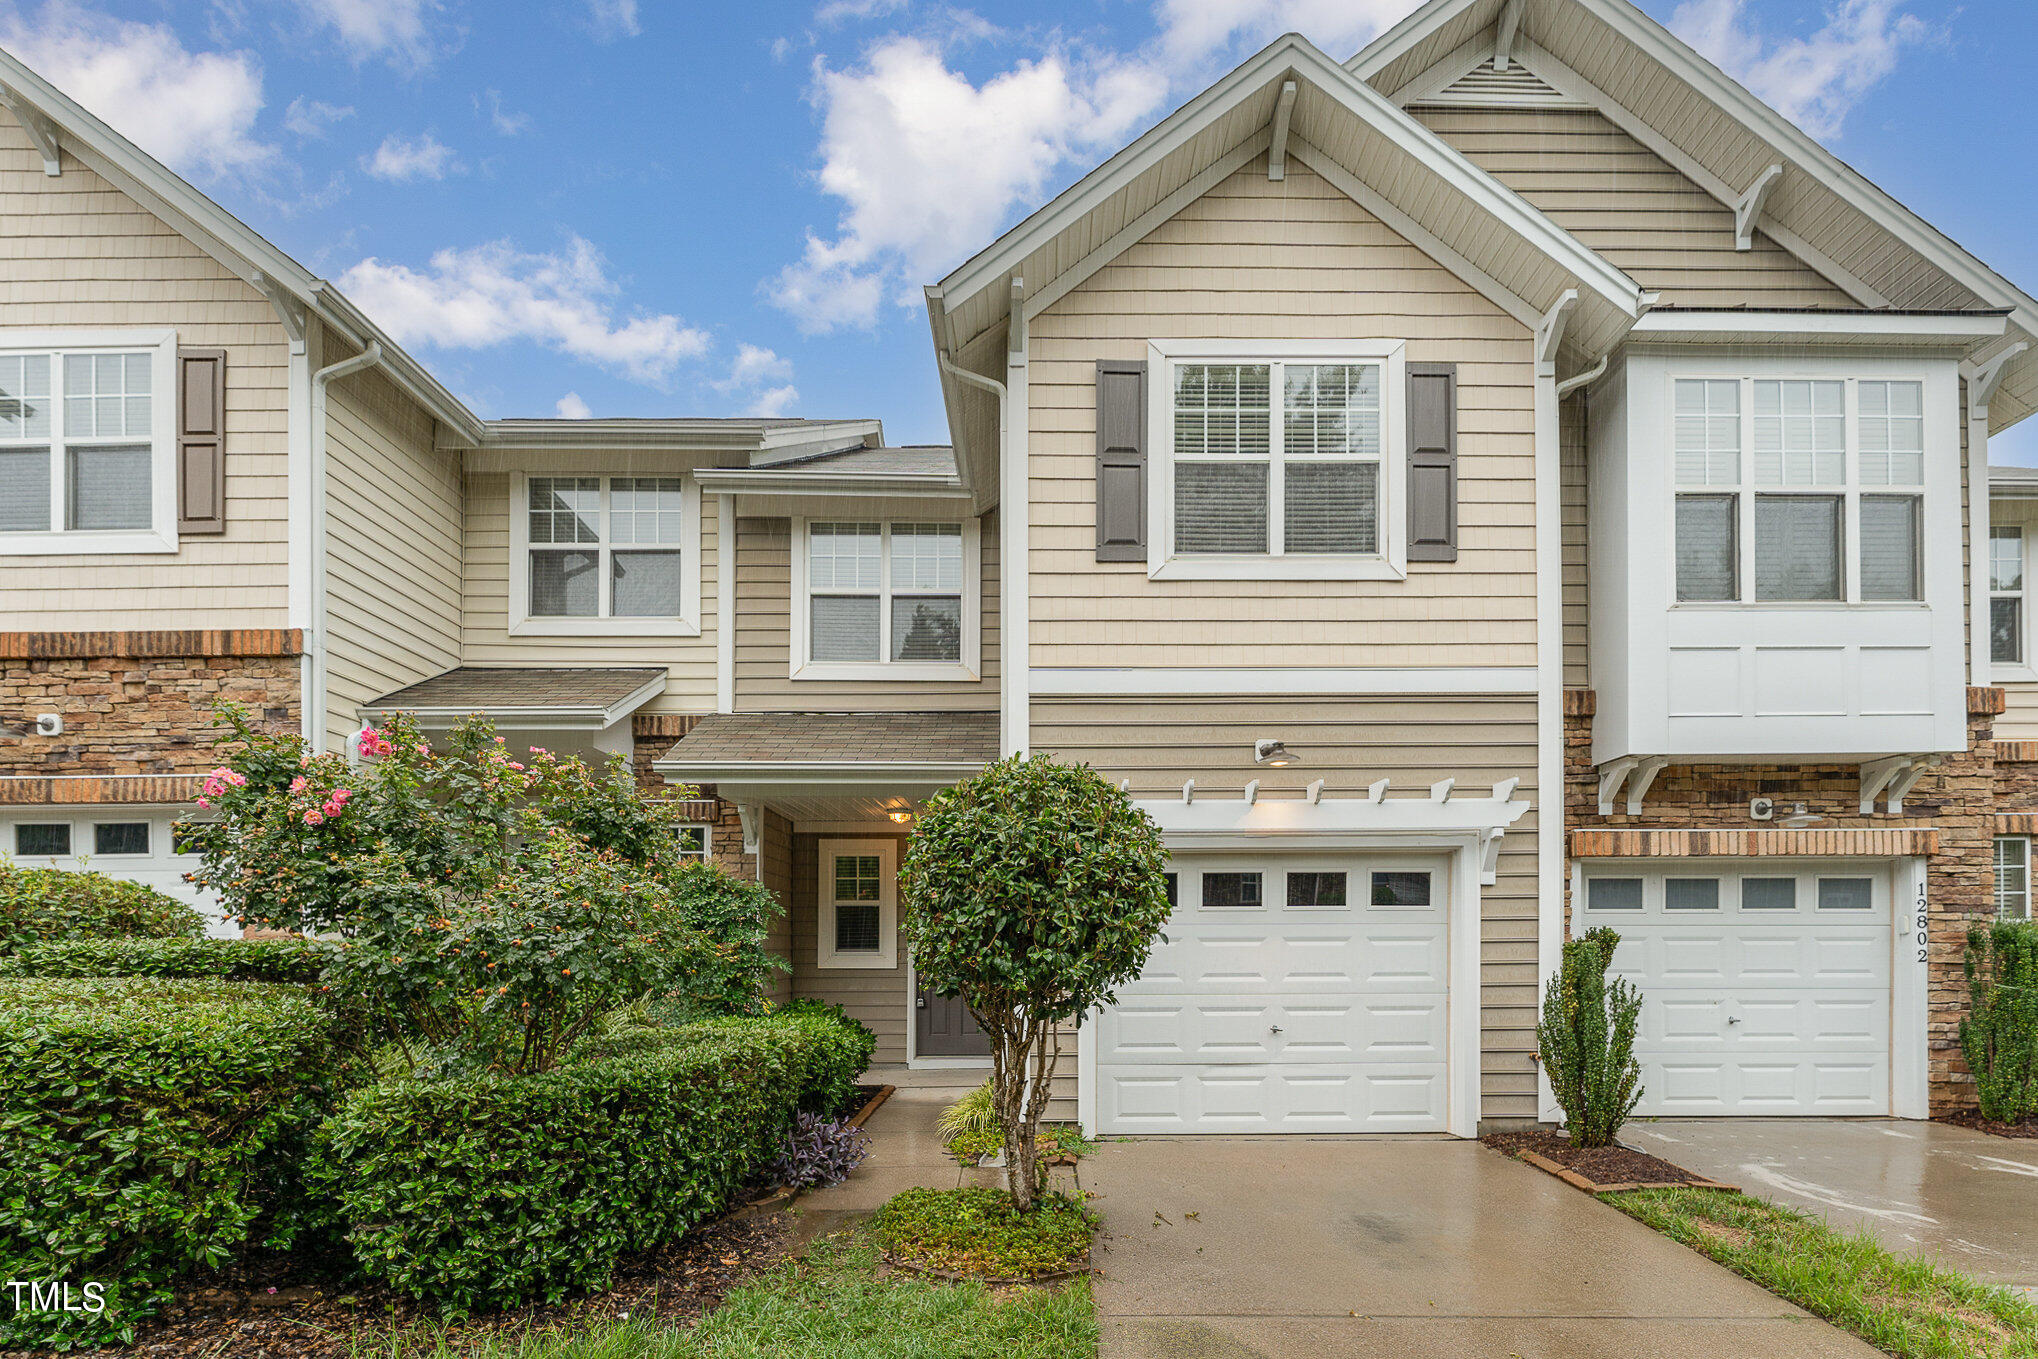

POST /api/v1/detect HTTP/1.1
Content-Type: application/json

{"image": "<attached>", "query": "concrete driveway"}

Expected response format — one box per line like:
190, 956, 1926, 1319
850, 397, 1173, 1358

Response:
1086, 1135, 1876, 1359
1627, 1119, 2038, 1294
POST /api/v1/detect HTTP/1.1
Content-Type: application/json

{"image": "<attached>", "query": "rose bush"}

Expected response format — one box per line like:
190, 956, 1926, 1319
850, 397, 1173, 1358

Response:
182, 706, 785, 1074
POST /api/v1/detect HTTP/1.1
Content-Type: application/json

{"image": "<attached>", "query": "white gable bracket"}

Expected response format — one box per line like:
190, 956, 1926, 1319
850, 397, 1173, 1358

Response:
1966, 342, 2029, 416
1733, 164, 1784, 252
1268, 80, 1297, 181
0, 94, 59, 175
1536, 289, 1579, 372
1624, 757, 1669, 815
256, 273, 309, 354
1596, 755, 1638, 815
1494, 0, 1525, 70
735, 802, 762, 856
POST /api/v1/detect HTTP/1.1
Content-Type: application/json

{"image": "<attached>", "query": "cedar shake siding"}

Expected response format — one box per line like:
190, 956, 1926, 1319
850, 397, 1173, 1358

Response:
0, 120, 292, 632
1025, 154, 1538, 671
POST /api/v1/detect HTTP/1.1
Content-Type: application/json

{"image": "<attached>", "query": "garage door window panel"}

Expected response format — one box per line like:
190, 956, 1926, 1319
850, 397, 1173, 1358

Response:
1665, 877, 1720, 911
1285, 871, 1347, 909
14, 822, 69, 857
1741, 877, 1798, 911
1587, 877, 1644, 912
1817, 877, 1874, 912
94, 822, 150, 856
1370, 870, 1432, 908
1201, 871, 1263, 909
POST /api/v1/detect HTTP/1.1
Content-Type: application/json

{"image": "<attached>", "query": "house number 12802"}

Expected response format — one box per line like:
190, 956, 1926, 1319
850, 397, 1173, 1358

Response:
1915, 880, 1930, 964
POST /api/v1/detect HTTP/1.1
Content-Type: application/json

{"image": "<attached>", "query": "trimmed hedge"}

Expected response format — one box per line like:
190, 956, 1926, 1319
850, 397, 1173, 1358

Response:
675, 998, 876, 1116
309, 1008, 875, 1314
0, 862, 200, 954
0, 936, 333, 984
0, 979, 366, 1348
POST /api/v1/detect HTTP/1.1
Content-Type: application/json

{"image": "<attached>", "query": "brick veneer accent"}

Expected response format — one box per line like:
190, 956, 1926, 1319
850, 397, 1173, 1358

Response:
0, 629, 303, 659
0, 776, 207, 805
2, 650, 299, 791
1565, 686, 2004, 1114
1571, 828, 1940, 857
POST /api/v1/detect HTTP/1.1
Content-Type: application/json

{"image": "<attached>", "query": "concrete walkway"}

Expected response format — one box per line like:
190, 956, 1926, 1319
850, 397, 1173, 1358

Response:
791, 1078, 1000, 1237
1628, 1119, 2038, 1294
1085, 1135, 1878, 1359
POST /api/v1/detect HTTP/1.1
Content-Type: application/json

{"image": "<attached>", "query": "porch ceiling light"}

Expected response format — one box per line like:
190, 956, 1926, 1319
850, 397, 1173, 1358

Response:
1254, 739, 1297, 767
888, 810, 913, 824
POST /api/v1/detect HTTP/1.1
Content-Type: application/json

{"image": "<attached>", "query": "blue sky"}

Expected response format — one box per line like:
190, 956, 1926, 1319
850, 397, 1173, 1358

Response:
11, 0, 2038, 459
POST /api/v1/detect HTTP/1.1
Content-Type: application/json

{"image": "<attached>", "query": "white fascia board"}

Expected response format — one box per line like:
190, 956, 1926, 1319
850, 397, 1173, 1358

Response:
649, 766, 985, 794
691, 470, 969, 500
466, 420, 880, 454
940, 32, 1640, 324
1633, 311, 2009, 344
1136, 791, 1531, 840
1029, 666, 1538, 695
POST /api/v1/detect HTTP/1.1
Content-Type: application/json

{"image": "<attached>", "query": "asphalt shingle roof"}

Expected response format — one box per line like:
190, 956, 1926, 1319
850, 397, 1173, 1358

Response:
659, 712, 998, 766
364, 666, 666, 712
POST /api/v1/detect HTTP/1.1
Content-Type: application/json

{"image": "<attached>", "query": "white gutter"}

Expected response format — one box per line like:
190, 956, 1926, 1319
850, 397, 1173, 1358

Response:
306, 341, 383, 753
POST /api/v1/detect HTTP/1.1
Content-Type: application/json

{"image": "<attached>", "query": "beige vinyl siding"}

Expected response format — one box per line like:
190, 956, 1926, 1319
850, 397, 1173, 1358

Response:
0, 121, 291, 629
790, 830, 909, 1064
1027, 154, 1537, 670
322, 361, 461, 749
460, 465, 722, 713
1031, 694, 1543, 1122
2002, 685, 2038, 743
735, 513, 999, 712
1412, 107, 1856, 307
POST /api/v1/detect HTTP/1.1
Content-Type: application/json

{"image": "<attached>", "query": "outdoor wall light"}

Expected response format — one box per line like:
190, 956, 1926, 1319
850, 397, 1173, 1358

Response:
1778, 802, 1826, 829
1254, 739, 1297, 767
888, 809, 913, 824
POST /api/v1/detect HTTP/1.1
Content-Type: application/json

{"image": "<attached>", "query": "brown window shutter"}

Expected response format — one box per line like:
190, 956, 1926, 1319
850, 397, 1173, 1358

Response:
1406, 362, 1457, 563
177, 348, 227, 535
1095, 358, 1147, 562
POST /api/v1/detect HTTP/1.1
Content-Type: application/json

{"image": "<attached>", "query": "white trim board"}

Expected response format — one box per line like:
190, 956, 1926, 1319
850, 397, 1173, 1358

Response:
1029, 667, 1539, 696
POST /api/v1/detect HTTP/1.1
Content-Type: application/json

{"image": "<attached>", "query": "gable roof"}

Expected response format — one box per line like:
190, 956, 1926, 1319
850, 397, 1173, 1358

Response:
1347, 0, 2038, 431
926, 31, 1653, 499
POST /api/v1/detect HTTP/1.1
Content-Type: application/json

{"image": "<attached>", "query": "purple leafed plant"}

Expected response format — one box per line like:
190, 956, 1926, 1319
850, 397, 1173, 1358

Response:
767, 1111, 872, 1188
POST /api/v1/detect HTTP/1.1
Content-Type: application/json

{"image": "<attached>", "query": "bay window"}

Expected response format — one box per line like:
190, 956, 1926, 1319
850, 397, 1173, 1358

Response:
1672, 376, 1926, 605
511, 472, 701, 635
1151, 341, 1407, 579
0, 331, 177, 554
793, 519, 981, 679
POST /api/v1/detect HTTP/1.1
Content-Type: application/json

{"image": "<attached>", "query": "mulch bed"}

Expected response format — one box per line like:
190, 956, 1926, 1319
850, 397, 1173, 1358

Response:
1939, 1109, 2038, 1140
1484, 1129, 1738, 1194
844, 1083, 894, 1129
2, 1212, 791, 1359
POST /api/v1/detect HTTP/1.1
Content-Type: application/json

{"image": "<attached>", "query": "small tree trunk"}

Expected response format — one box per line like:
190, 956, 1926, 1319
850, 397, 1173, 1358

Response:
990, 1023, 1035, 1211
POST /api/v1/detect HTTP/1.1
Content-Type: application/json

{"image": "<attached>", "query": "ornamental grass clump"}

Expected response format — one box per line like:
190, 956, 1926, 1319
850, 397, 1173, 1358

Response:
1536, 927, 1643, 1148
1960, 920, 2038, 1123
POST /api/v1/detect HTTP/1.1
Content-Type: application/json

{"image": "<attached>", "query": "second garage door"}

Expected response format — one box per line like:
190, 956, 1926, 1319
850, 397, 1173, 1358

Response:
1094, 854, 1449, 1134
1580, 861, 1894, 1116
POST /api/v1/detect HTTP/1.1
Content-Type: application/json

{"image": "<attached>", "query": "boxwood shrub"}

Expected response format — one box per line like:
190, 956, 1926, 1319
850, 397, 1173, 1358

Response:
0, 936, 333, 984
0, 978, 367, 1348
310, 1008, 875, 1314
675, 998, 876, 1116
0, 862, 200, 954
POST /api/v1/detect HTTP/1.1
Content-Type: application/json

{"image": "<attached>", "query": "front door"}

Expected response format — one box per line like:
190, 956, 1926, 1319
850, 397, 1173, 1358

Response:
916, 984, 989, 1058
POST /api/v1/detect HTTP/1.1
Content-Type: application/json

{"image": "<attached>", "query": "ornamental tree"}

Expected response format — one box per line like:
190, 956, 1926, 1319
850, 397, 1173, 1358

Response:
899, 754, 1171, 1209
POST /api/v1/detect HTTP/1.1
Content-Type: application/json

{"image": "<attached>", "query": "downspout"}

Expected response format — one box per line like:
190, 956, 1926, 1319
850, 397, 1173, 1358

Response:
936, 354, 1023, 756
306, 341, 383, 754
1554, 354, 1608, 400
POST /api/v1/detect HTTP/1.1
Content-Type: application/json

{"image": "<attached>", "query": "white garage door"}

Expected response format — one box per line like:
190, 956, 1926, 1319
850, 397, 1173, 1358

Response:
1, 809, 232, 938
1095, 854, 1449, 1134
1580, 861, 1893, 1116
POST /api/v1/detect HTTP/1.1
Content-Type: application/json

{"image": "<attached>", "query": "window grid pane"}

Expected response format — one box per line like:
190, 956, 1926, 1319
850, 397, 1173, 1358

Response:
1753, 379, 1844, 486
1673, 379, 1740, 485
61, 352, 151, 441
1996, 837, 2030, 920
1859, 381, 1925, 485
1283, 364, 1380, 458
1173, 364, 1270, 459
1992, 527, 2024, 593
809, 522, 881, 590
608, 477, 685, 545
528, 476, 600, 545
0, 353, 52, 439
890, 523, 963, 590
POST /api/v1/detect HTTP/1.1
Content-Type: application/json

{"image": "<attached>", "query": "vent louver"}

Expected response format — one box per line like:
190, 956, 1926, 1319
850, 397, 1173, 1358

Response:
1410, 58, 1583, 109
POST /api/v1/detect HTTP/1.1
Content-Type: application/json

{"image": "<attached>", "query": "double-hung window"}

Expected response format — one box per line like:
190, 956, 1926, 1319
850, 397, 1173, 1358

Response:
512, 473, 700, 635
1992, 526, 2026, 668
1152, 341, 1407, 579
1672, 376, 1926, 604
0, 332, 177, 554
1996, 836, 2031, 920
793, 519, 980, 679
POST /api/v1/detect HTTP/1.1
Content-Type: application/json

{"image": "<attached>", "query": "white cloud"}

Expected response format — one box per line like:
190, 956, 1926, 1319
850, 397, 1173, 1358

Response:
1671, 0, 1933, 140
814, 0, 906, 25
0, 2, 275, 180
478, 89, 529, 136
712, 344, 800, 416
363, 132, 458, 182
292, 0, 443, 69
766, 1, 1427, 333
554, 392, 593, 419
338, 236, 712, 384
746, 384, 800, 417
586, 0, 640, 40
284, 97, 354, 140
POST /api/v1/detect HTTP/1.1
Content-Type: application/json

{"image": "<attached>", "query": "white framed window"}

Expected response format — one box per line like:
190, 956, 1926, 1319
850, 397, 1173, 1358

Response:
1992, 525, 2026, 671
1147, 339, 1408, 580
1671, 375, 1926, 606
1996, 836, 2030, 920
0, 329, 178, 555
817, 838, 897, 970
672, 824, 711, 862
508, 472, 701, 636
791, 518, 981, 681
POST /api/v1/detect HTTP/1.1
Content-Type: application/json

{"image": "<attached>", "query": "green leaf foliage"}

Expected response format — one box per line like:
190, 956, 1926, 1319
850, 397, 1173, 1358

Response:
1536, 927, 1643, 1148
869, 1187, 1094, 1278
0, 936, 334, 985
1960, 920, 2038, 1123
0, 861, 200, 955
307, 1008, 874, 1315
0, 978, 368, 1349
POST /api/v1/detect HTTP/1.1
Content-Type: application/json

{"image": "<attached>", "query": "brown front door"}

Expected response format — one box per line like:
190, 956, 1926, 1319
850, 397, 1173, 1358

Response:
916, 985, 989, 1058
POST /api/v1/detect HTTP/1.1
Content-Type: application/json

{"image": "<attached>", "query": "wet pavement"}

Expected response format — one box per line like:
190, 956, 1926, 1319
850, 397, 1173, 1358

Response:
1085, 1134, 1876, 1358
1628, 1118, 2038, 1294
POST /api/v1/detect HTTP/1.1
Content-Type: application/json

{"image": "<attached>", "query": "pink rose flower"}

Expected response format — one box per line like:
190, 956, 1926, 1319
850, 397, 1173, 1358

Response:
304, 810, 325, 827
196, 797, 211, 810
289, 775, 309, 794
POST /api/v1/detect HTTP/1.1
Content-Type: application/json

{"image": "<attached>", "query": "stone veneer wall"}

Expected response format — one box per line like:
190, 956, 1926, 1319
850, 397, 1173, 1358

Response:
0, 631, 302, 798
1564, 686, 2004, 1114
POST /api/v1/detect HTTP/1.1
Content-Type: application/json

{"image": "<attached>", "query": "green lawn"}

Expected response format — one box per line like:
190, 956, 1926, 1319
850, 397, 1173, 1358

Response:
355, 1234, 1096, 1359
1610, 1187, 2038, 1359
